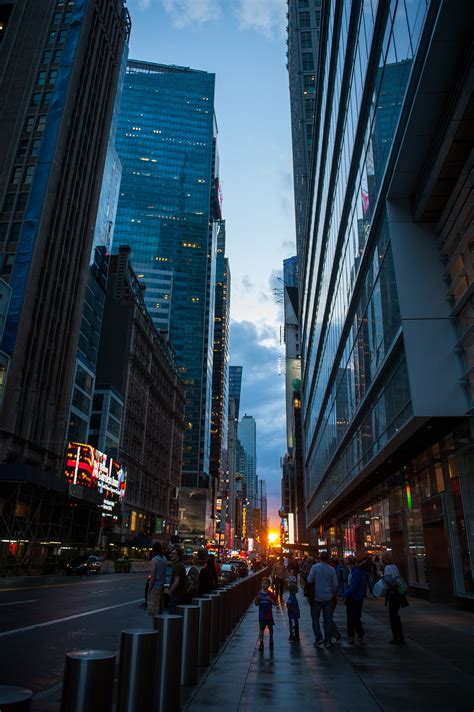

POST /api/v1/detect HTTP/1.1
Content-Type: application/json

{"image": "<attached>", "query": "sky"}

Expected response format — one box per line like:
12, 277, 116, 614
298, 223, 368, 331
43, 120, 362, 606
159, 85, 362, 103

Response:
125, 0, 295, 528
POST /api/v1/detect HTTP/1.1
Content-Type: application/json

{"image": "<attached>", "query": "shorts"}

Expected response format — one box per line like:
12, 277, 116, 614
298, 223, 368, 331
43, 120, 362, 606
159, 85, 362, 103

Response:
259, 621, 274, 631
147, 586, 164, 616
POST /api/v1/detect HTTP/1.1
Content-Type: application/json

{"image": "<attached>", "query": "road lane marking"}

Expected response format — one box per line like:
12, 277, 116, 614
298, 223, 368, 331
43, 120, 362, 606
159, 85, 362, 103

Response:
0, 599, 39, 607
0, 598, 143, 637
0, 577, 129, 593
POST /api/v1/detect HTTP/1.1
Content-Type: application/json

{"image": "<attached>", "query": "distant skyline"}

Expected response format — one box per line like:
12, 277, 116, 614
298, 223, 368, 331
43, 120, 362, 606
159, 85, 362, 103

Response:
126, 0, 293, 527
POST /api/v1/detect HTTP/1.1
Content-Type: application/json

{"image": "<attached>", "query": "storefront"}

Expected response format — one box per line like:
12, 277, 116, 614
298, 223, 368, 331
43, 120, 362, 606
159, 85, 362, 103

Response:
324, 421, 474, 605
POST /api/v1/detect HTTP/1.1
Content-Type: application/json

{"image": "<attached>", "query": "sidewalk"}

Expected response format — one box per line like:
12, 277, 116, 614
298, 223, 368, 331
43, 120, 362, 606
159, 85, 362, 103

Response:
184, 594, 474, 712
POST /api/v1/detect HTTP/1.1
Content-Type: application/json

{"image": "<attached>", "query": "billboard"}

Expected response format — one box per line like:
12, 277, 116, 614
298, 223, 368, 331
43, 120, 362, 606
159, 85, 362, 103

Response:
64, 442, 126, 500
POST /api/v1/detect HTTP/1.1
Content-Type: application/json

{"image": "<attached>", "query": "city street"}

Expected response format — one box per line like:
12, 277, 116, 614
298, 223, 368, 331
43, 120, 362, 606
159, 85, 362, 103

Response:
0, 572, 148, 706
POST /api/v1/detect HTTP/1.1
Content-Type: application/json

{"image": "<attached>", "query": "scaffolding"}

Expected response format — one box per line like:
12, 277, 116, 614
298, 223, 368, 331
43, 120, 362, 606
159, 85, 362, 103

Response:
0, 477, 101, 574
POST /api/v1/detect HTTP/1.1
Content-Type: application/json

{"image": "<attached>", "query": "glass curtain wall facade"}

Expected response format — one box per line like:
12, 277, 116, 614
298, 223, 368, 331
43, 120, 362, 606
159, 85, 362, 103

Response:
299, 0, 474, 603
113, 62, 218, 508
238, 414, 257, 510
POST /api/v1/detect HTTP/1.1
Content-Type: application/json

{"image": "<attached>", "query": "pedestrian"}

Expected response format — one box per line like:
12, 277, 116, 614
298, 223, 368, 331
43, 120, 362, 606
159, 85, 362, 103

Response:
343, 555, 365, 644
300, 555, 311, 588
359, 555, 376, 596
374, 555, 383, 579
168, 546, 188, 614
287, 567, 298, 591
286, 582, 300, 642
147, 542, 167, 617
338, 557, 350, 595
329, 557, 342, 642
198, 554, 219, 595
307, 551, 338, 648
272, 558, 287, 601
382, 552, 407, 645
255, 576, 276, 651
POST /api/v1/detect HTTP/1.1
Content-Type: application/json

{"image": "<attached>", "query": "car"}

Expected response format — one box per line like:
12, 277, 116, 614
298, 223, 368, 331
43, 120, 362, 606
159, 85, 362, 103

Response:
65, 555, 101, 575
228, 558, 248, 578
218, 563, 238, 585
144, 563, 200, 606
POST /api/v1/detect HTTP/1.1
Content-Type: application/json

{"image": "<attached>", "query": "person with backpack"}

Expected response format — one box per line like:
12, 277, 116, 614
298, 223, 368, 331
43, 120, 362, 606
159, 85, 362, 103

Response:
382, 552, 408, 645
147, 542, 167, 617
168, 546, 188, 614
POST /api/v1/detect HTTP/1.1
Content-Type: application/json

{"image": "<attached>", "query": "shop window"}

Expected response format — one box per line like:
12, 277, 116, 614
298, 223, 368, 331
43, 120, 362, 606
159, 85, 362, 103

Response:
433, 463, 445, 493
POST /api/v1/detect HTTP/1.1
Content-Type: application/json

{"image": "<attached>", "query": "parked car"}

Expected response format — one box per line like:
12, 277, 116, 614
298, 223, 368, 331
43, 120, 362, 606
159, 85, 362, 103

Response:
228, 558, 248, 578
114, 557, 132, 573
144, 563, 200, 606
65, 555, 101, 575
218, 563, 238, 585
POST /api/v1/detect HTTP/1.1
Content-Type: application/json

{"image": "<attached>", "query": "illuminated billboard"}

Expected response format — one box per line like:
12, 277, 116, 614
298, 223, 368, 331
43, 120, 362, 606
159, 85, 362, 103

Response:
64, 442, 126, 500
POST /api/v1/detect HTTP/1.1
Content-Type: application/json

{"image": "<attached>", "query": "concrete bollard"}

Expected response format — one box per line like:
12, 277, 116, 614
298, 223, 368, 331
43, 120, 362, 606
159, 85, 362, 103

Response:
192, 597, 211, 666
153, 614, 182, 712
202, 593, 220, 653
177, 605, 200, 685
117, 629, 158, 712
215, 590, 227, 642
61, 650, 116, 712
0, 686, 33, 712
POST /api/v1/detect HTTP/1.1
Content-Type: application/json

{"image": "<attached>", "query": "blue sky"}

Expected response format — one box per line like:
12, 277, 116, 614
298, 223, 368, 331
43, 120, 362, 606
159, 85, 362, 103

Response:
125, 0, 294, 526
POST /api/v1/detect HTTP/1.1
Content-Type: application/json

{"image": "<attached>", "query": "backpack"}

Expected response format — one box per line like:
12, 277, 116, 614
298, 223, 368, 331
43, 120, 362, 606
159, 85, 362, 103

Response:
395, 576, 408, 596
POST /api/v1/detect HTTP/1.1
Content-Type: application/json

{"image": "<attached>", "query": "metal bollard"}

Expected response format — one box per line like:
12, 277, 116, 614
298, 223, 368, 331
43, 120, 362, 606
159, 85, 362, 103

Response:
177, 605, 200, 685
0, 686, 33, 712
153, 614, 182, 712
117, 629, 158, 712
192, 597, 211, 666
61, 650, 115, 712
202, 593, 220, 653
227, 584, 236, 628
223, 587, 233, 635
215, 590, 227, 642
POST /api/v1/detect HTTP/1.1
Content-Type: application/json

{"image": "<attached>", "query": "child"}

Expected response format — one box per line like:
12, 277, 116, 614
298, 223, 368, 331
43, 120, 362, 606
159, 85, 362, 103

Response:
286, 583, 300, 642
255, 577, 276, 651
287, 568, 298, 591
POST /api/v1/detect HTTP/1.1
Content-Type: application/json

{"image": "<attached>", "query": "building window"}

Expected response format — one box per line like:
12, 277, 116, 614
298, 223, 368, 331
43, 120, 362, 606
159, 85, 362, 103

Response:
53, 49, 62, 64
47, 31, 56, 45
25, 116, 35, 132
31, 139, 41, 157
300, 11, 310, 27
301, 31, 312, 49
58, 29, 67, 43
48, 70, 58, 85
43, 92, 53, 106
17, 193, 28, 211
24, 166, 35, 184
9, 222, 22, 243
31, 93, 41, 107
299, 0, 309, 6
303, 74, 316, 93
0, 224, 7, 244
37, 115, 47, 132
11, 167, 22, 185
302, 52, 314, 71
42, 50, 52, 64
2, 254, 15, 276
52, 12, 62, 25
306, 123, 313, 140
37, 71, 47, 86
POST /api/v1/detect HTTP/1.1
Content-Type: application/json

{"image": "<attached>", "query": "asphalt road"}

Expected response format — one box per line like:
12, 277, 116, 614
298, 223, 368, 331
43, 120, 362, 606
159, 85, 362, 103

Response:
0, 572, 149, 704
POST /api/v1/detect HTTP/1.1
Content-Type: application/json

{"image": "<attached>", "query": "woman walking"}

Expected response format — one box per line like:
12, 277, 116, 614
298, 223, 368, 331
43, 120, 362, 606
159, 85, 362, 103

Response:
382, 552, 407, 645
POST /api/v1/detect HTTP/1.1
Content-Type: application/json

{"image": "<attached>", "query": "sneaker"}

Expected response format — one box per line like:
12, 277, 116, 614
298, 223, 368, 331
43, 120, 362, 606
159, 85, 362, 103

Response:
258, 642, 264, 651
269, 639, 274, 649
314, 639, 324, 647
324, 641, 332, 648
356, 636, 364, 643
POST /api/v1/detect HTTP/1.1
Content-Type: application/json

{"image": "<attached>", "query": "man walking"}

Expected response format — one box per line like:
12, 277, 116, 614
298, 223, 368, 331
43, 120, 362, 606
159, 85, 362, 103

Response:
147, 542, 167, 617
343, 556, 365, 644
271, 558, 287, 601
307, 551, 338, 648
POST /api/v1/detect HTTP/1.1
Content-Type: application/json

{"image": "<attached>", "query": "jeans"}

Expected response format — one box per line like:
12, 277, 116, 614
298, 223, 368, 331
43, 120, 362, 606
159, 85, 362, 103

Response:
289, 618, 300, 640
346, 598, 364, 639
388, 594, 404, 642
168, 592, 186, 614
273, 577, 285, 599
310, 599, 333, 643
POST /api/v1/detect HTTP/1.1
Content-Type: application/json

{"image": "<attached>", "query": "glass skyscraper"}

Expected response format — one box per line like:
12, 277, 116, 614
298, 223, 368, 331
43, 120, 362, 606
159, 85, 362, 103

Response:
295, 0, 474, 603
112, 61, 220, 536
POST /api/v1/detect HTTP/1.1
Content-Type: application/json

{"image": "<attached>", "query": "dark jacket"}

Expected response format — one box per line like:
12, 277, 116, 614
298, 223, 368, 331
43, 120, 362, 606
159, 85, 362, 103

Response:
344, 566, 365, 602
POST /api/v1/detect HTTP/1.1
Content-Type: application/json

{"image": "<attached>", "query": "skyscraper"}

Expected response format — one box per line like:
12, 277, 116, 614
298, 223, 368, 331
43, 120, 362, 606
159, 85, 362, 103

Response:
229, 366, 243, 421
0, 0, 130, 565
287, 0, 322, 257
113, 61, 220, 538
295, 0, 474, 602
238, 414, 257, 509
210, 220, 230, 480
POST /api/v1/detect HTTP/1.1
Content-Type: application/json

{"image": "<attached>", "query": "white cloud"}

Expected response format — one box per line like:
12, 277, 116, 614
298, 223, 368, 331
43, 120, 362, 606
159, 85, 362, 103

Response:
234, 0, 287, 39
161, 0, 221, 28
138, 0, 151, 8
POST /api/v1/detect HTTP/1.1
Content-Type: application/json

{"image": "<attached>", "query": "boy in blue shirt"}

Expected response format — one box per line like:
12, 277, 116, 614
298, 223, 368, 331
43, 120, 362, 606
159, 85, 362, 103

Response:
255, 577, 276, 651
286, 582, 300, 642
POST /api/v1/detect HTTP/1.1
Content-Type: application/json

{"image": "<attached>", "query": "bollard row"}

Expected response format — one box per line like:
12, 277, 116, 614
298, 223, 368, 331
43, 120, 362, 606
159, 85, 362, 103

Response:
56, 567, 270, 712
